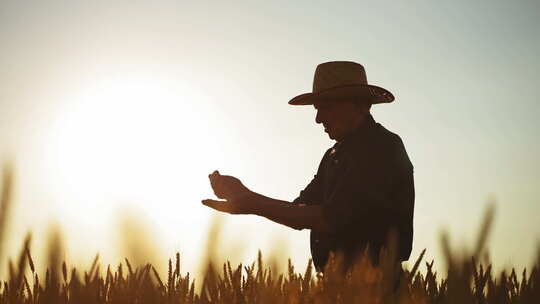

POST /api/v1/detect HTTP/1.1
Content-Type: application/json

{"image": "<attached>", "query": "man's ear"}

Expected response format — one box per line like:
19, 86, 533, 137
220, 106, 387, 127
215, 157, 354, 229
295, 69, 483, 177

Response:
352, 101, 371, 115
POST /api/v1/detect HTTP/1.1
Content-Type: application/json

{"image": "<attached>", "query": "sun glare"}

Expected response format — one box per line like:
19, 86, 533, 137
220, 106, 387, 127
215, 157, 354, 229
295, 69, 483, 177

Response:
44, 73, 225, 264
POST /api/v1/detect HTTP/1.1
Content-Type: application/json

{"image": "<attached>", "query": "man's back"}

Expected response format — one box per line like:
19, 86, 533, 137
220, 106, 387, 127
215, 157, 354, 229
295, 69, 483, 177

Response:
294, 115, 415, 270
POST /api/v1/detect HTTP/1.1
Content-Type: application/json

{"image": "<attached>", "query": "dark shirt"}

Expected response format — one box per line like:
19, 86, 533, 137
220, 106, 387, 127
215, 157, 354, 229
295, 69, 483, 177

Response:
293, 115, 415, 271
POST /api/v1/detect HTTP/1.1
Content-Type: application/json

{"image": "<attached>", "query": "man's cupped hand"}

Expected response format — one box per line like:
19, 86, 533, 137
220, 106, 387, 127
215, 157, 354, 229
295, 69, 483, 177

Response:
202, 170, 254, 214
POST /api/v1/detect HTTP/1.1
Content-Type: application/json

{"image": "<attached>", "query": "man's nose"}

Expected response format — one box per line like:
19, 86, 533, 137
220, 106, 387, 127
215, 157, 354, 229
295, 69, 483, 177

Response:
315, 110, 323, 124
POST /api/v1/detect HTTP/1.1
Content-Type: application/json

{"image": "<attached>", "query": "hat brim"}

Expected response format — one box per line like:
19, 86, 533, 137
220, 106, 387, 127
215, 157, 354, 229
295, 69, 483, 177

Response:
288, 84, 394, 106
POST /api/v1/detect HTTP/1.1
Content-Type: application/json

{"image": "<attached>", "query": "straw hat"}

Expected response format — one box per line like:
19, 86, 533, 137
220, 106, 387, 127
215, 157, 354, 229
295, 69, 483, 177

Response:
288, 61, 394, 105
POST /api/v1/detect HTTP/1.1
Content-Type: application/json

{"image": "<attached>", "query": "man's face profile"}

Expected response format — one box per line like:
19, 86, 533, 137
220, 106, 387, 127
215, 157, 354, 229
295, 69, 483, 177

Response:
314, 99, 367, 141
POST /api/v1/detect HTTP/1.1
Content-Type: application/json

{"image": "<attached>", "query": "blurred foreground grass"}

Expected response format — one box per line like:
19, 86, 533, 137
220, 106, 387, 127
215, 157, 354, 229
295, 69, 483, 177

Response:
0, 166, 539, 303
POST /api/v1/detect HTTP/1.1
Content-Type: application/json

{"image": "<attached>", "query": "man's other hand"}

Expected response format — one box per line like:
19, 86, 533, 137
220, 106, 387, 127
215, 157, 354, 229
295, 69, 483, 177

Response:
208, 170, 250, 201
202, 170, 255, 214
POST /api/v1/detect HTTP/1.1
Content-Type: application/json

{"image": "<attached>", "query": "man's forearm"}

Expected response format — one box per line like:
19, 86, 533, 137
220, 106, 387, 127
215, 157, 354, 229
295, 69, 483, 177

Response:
246, 192, 330, 232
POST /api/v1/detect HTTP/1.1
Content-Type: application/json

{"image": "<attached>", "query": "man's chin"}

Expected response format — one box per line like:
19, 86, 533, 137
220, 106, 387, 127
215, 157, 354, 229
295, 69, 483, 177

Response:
327, 132, 344, 142
326, 132, 336, 140
325, 129, 340, 141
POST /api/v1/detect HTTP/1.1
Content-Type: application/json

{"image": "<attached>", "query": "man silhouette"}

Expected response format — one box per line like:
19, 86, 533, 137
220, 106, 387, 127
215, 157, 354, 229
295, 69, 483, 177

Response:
202, 61, 415, 272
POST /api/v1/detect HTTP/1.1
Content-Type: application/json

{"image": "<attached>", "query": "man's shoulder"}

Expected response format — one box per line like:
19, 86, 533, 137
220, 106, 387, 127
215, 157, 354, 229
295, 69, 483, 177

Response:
350, 122, 405, 152
372, 123, 413, 169
344, 122, 411, 167
374, 123, 406, 147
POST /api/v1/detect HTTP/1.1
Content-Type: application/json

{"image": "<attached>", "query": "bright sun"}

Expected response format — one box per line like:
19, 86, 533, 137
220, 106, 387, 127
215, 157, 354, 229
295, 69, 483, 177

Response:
44, 73, 226, 265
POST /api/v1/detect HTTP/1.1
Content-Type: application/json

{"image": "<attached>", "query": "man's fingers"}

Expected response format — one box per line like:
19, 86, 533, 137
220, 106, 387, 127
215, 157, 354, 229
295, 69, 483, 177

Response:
209, 179, 223, 198
208, 170, 222, 187
202, 199, 225, 205
208, 170, 234, 200
208, 171, 226, 198
202, 199, 232, 213
209, 170, 220, 179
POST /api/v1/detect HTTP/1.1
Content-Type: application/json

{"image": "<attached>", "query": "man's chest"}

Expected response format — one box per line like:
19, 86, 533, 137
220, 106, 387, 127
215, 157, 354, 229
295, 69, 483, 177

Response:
322, 145, 351, 201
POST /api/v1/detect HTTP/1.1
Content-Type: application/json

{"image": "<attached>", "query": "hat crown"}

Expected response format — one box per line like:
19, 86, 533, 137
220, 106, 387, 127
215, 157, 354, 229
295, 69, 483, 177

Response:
313, 61, 368, 93
287, 60, 394, 106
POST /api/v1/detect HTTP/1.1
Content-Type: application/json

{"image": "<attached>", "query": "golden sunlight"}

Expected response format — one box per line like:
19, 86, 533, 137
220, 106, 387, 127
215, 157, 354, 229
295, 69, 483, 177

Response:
42, 73, 226, 265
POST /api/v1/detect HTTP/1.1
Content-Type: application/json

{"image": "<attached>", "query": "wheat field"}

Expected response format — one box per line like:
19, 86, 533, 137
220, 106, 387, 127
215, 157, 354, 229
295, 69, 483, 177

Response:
0, 166, 538, 303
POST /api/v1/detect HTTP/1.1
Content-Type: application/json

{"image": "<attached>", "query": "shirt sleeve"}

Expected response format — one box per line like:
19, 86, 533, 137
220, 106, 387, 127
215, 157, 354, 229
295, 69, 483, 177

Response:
292, 149, 331, 206
322, 138, 412, 233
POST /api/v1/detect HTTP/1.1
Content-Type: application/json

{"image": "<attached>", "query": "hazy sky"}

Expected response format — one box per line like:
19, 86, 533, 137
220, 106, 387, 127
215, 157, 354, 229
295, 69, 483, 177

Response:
1, 0, 539, 276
